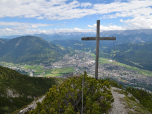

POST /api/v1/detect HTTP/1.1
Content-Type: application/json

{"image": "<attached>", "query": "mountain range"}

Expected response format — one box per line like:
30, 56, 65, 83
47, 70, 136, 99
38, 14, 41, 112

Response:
0, 30, 152, 113
50, 39, 152, 71
0, 36, 71, 65
1, 29, 152, 41
0, 38, 8, 49
32, 30, 152, 42
0, 30, 152, 70
33, 32, 95, 42
50, 32, 152, 48
101, 42, 152, 71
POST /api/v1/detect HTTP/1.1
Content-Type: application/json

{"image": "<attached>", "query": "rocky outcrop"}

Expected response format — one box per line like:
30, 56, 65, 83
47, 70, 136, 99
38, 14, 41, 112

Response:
6, 89, 19, 98
18, 95, 45, 114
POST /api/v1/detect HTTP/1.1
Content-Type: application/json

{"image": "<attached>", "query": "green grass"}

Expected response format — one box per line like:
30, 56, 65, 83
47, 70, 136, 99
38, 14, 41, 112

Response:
0, 61, 20, 66
122, 96, 150, 114
51, 67, 74, 74
43, 67, 75, 77
43, 74, 61, 77
90, 53, 96, 59
0, 61, 75, 77
24, 64, 75, 77
90, 53, 152, 76
24, 65, 43, 70
113, 89, 150, 114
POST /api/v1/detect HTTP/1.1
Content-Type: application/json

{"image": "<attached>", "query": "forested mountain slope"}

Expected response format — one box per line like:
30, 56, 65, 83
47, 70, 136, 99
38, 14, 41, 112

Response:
106, 33, 152, 44
101, 42, 152, 71
0, 36, 71, 64
51, 39, 152, 71
29, 71, 114, 114
0, 38, 6, 49
50, 39, 113, 52
0, 66, 58, 114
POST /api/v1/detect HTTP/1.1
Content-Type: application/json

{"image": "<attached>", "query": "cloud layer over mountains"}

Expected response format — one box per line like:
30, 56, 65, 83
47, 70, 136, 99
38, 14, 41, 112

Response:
0, 0, 152, 35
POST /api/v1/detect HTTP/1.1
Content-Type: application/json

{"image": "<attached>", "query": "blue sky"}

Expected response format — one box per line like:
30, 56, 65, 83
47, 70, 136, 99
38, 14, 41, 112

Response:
0, 0, 152, 36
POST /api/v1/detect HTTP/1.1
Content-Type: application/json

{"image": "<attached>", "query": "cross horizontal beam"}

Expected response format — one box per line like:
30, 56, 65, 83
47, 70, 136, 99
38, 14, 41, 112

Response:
81, 37, 116, 40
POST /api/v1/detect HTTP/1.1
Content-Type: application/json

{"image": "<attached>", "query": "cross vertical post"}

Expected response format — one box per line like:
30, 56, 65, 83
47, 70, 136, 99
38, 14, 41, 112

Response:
95, 20, 100, 80
81, 20, 116, 80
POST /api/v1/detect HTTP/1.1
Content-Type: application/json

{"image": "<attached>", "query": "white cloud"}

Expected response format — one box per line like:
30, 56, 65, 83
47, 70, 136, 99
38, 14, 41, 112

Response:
0, 21, 55, 35
0, 0, 152, 21
37, 16, 44, 19
90, 15, 152, 30
0, 27, 95, 36
0, 21, 53, 28
122, 16, 152, 29
98, 0, 152, 29
0, 0, 151, 21
88, 24, 96, 28
114, 0, 122, 2
0, 0, 152, 35
120, 19, 123, 22
31, 25, 38, 28
81, 2, 92, 8
5, 28, 13, 31
88, 24, 126, 31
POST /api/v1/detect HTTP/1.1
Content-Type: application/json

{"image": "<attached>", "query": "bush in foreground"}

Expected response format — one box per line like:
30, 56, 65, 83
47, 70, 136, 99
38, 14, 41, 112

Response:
29, 71, 114, 114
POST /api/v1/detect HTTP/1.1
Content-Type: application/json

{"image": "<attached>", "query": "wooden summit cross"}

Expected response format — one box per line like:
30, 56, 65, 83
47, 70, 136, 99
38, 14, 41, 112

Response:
81, 20, 116, 80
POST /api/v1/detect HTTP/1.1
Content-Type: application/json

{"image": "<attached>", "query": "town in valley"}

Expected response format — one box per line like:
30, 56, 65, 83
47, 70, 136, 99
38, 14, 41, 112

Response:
1, 51, 152, 92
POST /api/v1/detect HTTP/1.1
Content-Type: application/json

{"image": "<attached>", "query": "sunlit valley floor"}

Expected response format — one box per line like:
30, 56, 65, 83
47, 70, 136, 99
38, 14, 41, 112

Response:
1, 51, 152, 92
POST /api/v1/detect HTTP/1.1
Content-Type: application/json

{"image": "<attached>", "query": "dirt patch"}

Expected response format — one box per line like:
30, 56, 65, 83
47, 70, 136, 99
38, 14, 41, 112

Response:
108, 87, 127, 114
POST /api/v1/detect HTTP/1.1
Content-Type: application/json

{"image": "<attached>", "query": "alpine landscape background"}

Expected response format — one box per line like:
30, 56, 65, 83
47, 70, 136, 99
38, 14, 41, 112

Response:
1, 0, 152, 113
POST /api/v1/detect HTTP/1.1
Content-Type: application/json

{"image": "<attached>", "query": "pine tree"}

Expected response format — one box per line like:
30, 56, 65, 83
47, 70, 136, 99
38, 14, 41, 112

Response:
29, 71, 114, 114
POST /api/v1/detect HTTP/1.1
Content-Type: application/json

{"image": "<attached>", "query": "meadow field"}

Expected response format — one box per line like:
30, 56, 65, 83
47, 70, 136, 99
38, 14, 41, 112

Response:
90, 53, 152, 76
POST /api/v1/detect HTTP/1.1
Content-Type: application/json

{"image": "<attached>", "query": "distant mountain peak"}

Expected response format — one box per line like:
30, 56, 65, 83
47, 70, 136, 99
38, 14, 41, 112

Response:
0, 35, 70, 64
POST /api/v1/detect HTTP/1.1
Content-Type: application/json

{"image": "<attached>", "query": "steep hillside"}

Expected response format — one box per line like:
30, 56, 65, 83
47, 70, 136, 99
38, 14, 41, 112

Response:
18, 72, 152, 114
50, 39, 113, 52
28, 71, 114, 114
0, 65, 59, 114
108, 87, 151, 114
101, 42, 152, 71
0, 36, 71, 64
51, 40, 95, 51
0, 38, 6, 49
105, 33, 152, 44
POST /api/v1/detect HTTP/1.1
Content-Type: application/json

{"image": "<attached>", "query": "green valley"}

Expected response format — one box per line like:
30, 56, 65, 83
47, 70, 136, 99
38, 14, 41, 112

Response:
0, 61, 75, 77
24, 65, 74, 77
